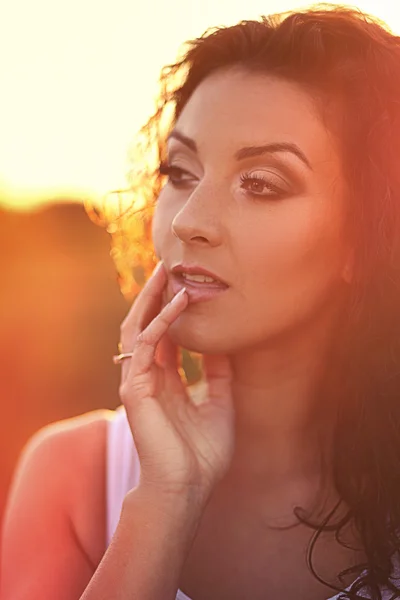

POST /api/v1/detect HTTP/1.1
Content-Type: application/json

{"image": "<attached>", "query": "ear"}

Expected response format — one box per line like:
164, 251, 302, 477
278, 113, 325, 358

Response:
341, 248, 354, 285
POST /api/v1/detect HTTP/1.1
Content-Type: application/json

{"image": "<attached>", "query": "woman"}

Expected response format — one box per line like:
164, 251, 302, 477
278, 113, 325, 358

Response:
3, 4, 400, 599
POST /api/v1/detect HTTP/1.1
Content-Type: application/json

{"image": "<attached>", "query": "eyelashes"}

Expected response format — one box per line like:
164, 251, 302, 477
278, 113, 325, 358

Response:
158, 161, 186, 182
158, 161, 288, 199
239, 171, 287, 198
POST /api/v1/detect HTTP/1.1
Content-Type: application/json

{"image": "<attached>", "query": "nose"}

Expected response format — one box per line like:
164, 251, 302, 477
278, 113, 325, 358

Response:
171, 184, 223, 247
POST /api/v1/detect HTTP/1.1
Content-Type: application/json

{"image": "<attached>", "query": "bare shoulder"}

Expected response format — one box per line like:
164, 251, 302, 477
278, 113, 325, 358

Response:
24, 407, 115, 469
3, 408, 117, 576
16, 407, 114, 499
27, 406, 115, 445
34, 408, 115, 558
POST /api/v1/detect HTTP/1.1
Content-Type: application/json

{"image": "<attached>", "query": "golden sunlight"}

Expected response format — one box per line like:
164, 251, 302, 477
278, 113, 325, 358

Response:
1, 0, 399, 210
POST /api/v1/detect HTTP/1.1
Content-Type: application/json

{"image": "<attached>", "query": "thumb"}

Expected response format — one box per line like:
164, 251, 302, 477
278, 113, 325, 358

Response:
202, 354, 234, 410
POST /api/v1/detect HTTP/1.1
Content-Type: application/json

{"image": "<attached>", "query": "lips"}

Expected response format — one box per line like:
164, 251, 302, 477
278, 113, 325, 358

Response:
174, 272, 228, 289
169, 272, 229, 304
171, 264, 229, 287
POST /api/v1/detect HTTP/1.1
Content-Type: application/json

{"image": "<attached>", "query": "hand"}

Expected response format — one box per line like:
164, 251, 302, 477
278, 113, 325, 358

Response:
118, 261, 236, 509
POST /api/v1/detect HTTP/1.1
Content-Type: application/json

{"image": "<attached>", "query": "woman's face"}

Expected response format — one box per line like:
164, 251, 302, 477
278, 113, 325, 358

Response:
152, 69, 352, 354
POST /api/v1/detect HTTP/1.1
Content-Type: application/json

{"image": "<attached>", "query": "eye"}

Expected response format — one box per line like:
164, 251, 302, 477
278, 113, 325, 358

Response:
158, 162, 195, 187
239, 171, 289, 199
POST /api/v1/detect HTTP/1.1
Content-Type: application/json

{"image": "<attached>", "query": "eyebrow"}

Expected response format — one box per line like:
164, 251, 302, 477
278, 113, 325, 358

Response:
167, 129, 313, 171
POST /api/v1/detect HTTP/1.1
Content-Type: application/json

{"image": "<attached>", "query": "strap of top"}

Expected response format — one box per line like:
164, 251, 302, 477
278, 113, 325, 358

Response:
105, 405, 141, 548
105, 380, 208, 548
104, 405, 193, 599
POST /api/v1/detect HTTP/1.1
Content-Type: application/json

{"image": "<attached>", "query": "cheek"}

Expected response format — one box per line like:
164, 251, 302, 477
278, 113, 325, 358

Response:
151, 200, 178, 309
241, 209, 347, 315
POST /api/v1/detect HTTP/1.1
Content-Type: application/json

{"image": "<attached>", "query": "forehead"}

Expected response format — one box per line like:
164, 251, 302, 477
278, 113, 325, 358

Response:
174, 69, 337, 164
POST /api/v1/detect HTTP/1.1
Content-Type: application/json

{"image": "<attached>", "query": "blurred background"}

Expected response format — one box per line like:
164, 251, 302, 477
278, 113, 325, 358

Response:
1, 0, 399, 529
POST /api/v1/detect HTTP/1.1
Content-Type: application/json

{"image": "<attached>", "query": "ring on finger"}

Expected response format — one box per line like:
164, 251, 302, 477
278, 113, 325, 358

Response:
113, 342, 134, 365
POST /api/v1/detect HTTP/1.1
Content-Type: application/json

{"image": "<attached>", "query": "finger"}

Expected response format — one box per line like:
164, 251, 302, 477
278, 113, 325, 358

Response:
121, 261, 167, 341
155, 331, 180, 370
120, 262, 167, 383
202, 354, 234, 410
128, 288, 188, 378
155, 334, 191, 411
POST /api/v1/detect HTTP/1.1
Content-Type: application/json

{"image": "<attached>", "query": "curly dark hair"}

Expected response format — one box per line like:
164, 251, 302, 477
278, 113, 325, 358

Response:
86, 4, 400, 598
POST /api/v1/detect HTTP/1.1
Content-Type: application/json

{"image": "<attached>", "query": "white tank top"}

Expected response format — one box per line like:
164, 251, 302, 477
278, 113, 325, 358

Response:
105, 404, 191, 600
105, 405, 397, 600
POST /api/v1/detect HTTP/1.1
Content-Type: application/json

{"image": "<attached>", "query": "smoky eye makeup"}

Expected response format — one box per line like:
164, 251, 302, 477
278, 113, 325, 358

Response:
237, 169, 291, 199
159, 142, 308, 197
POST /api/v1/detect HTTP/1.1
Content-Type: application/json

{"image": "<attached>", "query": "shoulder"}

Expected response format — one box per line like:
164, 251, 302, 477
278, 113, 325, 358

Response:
16, 408, 115, 499
7, 408, 117, 566
12, 408, 114, 483
2, 410, 122, 595
27, 407, 115, 448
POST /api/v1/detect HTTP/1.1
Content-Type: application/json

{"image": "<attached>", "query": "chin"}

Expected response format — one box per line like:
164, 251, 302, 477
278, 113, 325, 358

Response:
167, 319, 230, 355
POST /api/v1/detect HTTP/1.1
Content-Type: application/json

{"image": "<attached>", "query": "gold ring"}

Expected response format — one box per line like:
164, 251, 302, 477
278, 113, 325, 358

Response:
113, 352, 134, 365
113, 342, 133, 365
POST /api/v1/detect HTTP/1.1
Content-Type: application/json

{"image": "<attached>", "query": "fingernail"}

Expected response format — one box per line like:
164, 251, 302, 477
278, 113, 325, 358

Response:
171, 287, 187, 303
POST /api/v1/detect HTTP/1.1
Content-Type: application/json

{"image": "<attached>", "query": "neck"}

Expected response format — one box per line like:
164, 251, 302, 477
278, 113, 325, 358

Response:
226, 304, 343, 488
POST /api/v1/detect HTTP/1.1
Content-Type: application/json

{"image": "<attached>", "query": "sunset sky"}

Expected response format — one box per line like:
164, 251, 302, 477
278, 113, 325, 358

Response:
1, 0, 399, 210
